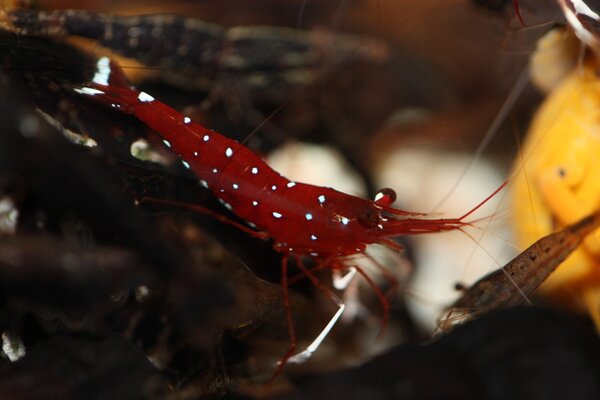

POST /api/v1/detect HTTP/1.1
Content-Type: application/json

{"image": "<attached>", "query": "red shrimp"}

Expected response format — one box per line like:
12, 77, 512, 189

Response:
73, 55, 506, 378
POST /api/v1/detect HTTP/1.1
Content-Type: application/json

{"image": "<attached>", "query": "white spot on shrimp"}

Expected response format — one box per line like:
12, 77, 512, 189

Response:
271, 185, 277, 191
218, 199, 232, 210
305, 213, 313, 221
310, 234, 318, 241
92, 56, 111, 86
232, 183, 239, 190
252, 200, 259, 206
212, 168, 218, 174
193, 151, 198, 157
310, 252, 319, 257
318, 195, 326, 204
199, 180, 209, 188
183, 116, 191, 124
272, 212, 283, 219
247, 221, 257, 228
137, 92, 155, 102
251, 167, 258, 175
287, 182, 296, 188
225, 147, 233, 157
341, 217, 349, 225
181, 160, 190, 169
73, 87, 105, 96
162, 140, 171, 148
203, 135, 210, 142
219, 189, 225, 193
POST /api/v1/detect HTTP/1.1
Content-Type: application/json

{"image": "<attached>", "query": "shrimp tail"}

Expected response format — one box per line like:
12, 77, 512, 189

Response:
72, 56, 137, 113
73, 83, 138, 114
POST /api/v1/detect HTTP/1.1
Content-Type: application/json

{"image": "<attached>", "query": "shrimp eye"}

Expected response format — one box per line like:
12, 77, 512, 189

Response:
358, 206, 380, 228
374, 188, 397, 206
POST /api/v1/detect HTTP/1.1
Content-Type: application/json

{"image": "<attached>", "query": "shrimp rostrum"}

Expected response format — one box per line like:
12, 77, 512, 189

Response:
72, 55, 504, 377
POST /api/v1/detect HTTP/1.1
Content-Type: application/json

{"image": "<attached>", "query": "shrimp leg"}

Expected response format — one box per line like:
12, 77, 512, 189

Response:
287, 254, 345, 364
439, 211, 600, 332
352, 264, 391, 338
139, 197, 269, 240
271, 254, 345, 379
332, 267, 357, 290
288, 255, 396, 334
273, 254, 296, 381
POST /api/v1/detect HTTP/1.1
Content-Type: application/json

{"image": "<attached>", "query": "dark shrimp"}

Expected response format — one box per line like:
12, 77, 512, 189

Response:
5, 8, 389, 94
438, 211, 600, 332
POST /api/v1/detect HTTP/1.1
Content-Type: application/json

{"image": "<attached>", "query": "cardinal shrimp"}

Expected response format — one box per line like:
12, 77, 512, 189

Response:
0, 0, 585, 390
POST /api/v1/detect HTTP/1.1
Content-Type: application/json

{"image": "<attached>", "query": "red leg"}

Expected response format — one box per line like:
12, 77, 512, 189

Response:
363, 252, 400, 300
269, 254, 296, 382
291, 254, 340, 302
352, 264, 390, 339
139, 196, 269, 240
286, 254, 345, 364
287, 254, 336, 286
288, 253, 395, 339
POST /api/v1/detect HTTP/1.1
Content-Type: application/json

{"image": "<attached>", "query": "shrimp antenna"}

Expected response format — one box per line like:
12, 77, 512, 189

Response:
459, 179, 508, 221
458, 226, 533, 306
240, 96, 291, 146
430, 65, 530, 214
240, 0, 378, 146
